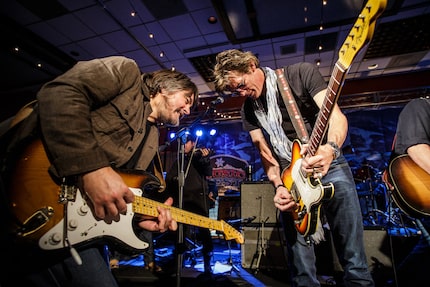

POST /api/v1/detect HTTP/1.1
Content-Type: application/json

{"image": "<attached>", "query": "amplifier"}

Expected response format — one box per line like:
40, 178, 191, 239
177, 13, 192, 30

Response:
241, 182, 278, 225
241, 226, 288, 270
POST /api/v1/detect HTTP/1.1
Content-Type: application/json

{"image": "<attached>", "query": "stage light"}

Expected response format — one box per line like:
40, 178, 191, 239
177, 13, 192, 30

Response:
195, 129, 203, 137
209, 129, 217, 136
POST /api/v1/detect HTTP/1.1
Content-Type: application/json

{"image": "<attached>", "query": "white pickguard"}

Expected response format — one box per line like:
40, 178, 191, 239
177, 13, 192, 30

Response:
38, 188, 149, 251
291, 158, 326, 214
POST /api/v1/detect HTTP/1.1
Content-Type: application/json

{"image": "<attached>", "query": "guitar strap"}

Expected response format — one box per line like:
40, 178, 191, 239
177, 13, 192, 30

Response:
153, 150, 166, 192
0, 100, 37, 138
275, 68, 309, 143
275, 68, 326, 244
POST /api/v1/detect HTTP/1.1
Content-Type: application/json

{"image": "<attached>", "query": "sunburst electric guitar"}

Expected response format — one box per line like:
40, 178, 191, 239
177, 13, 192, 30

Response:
387, 154, 430, 218
281, 0, 387, 237
4, 139, 244, 254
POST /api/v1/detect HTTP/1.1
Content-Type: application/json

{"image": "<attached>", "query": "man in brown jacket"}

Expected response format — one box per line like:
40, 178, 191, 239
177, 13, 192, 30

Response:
1, 56, 198, 287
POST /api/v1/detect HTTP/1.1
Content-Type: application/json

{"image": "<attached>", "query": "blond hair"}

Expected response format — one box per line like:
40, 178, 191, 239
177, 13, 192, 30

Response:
213, 49, 259, 92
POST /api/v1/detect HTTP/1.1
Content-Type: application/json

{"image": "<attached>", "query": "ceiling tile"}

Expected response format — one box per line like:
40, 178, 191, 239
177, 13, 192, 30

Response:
73, 5, 121, 35
77, 37, 116, 58
102, 30, 141, 52
27, 21, 70, 46
46, 14, 96, 41
160, 15, 202, 41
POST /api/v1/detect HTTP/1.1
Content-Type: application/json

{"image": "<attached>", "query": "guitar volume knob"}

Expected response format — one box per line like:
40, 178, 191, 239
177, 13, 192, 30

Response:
49, 233, 62, 245
68, 219, 78, 230
78, 204, 89, 216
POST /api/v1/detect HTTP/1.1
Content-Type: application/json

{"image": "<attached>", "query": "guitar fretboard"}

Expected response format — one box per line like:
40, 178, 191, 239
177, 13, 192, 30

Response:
307, 63, 346, 156
132, 196, 244, 244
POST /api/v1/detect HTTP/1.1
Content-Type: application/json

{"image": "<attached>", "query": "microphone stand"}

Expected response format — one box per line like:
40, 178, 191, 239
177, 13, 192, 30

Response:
172, 104, 218, 287
175, 131, 187, 287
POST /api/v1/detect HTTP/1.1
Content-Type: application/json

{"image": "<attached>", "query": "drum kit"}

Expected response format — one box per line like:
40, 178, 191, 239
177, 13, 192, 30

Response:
351, 157, 419, 237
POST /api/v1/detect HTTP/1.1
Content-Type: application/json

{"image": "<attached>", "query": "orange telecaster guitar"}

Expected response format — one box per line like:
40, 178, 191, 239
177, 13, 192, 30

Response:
281, 0, 387, 237
4, 139, 244, 254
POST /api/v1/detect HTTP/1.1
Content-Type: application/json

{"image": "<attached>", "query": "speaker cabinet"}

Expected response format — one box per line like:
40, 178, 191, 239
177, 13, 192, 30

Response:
363, 228, 393, 269
241, 226, 288, 270
241, 182, 278, 224
363, 227, 419, 277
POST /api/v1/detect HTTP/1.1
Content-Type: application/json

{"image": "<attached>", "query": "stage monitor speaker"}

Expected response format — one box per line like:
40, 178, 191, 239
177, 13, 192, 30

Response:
241, 226, 288, 270
241, 182, 278, 225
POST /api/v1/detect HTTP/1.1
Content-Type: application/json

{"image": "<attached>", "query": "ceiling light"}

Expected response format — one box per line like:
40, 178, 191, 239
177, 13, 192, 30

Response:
368, 64, 378, 70
208, 16, 217, 24
149, 33, 154, 39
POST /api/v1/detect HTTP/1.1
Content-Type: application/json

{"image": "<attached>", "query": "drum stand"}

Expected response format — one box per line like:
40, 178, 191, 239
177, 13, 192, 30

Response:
360, 179, 382, 226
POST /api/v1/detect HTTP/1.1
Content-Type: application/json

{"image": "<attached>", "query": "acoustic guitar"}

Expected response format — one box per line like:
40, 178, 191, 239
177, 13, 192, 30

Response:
387, 154, 430, 218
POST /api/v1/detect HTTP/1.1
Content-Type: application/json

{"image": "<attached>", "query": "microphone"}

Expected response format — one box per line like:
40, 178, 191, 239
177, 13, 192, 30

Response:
244, 216, 256, 223
227, 216, 256, 225
210, 96, 224, 105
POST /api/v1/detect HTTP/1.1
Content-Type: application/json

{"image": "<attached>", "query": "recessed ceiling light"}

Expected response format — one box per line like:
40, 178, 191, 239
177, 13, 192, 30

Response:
208, 16, 217, 24
368, 64, 378, 70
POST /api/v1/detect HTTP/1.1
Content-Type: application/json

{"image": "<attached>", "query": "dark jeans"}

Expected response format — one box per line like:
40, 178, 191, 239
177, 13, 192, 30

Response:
2, 247, 118, 287
281, 155, 375, 287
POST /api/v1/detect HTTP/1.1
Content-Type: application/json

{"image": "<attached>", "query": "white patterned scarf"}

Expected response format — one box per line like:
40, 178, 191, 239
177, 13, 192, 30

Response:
252, 67, 292, 162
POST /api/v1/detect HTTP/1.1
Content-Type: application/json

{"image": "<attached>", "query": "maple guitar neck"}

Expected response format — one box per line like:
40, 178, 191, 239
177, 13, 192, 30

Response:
133, 196, 244, 244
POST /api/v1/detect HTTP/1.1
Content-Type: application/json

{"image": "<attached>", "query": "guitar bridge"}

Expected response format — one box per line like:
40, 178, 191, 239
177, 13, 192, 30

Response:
59, 179, 78, 203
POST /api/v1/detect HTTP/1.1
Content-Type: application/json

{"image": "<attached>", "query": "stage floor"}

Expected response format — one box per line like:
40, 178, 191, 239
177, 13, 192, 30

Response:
110, 224, 421, 287
112, 235, 336, 287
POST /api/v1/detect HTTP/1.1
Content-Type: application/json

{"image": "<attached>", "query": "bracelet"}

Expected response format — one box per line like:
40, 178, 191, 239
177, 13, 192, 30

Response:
275, 183, 285, 192
327, 141, 341, 160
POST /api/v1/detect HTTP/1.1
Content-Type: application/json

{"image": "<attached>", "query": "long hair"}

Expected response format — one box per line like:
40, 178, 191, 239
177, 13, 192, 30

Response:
212, 49, 259, 92
142, 69, 198, 109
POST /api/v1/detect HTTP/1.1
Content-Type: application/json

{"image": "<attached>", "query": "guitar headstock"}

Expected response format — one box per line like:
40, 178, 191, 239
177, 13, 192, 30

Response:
338, 0, 387, 68
221, 220, 245, 244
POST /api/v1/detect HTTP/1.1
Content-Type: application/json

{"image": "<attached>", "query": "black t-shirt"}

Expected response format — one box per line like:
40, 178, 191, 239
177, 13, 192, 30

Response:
241, 62, 326, 167
394, 97, 430, 156
241, 62, 325, 138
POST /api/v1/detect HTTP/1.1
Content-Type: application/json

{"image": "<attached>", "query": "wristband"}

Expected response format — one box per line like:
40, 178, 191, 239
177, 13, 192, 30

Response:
275, 183, 285, 192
